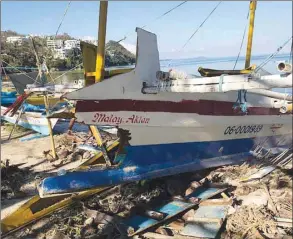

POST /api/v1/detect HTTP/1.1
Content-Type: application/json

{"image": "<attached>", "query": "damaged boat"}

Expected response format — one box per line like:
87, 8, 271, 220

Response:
38, 26, 292, 197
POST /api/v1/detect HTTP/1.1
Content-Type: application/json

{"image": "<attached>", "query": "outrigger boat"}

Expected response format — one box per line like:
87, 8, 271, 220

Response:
38, 1, 292, 197
1, 106, 59, 135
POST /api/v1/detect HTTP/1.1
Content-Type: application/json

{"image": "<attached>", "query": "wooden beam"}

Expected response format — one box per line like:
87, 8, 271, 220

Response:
95, 1, 108, 82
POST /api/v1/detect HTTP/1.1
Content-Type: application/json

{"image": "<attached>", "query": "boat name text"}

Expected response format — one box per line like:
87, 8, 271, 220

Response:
224, 125, 263, 135
92, 113, 150, 125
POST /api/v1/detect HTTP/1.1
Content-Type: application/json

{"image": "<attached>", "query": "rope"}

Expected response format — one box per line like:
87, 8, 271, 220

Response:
1, 60, 36, 81
52, 63, 83, 82
233, 89, 247, 114
54, 1, 72, 39
116, 1, 188, 43
233, 6, 250, 70
254, 36, 293, 73
181, 1, 222, 50
167, 1, 222, 67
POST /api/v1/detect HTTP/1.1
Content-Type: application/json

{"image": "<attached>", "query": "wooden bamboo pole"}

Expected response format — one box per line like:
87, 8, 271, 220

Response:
245, 1, 257, 68
7, 105, 25, 140
89, 125, 111, 166
44, 94, 57, 160
95, 1, 108, 82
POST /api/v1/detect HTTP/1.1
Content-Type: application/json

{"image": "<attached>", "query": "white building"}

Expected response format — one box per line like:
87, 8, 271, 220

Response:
64, 40, 80, 50
47, 39, 64, 49
53, 48, 66, 59
29, 34, 47, 39
6, 36, 28, 45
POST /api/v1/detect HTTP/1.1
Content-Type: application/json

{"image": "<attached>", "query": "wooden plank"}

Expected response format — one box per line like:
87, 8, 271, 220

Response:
180, 204, 230, 238
185, 217, 223, 224
125, 186, 227, 236
199, 198, 232, 206
142, 232, 195, 239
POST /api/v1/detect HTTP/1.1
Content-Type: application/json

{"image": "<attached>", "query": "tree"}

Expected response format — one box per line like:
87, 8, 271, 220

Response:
51, 59, 67, 70
65, 48, 82, 68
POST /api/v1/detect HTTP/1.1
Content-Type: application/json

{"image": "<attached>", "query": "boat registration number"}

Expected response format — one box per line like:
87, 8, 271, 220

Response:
224, 124, 263, 135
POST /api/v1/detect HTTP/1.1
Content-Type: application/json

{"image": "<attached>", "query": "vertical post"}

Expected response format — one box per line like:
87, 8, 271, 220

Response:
44, 94, 57, 160
245, 1, 257, 68
67, 118, 76, 133
95, 1, 108, 82
89, 125, 111, 166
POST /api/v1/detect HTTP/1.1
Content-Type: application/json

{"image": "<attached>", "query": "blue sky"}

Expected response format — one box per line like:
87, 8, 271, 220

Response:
1, 1, 292, 59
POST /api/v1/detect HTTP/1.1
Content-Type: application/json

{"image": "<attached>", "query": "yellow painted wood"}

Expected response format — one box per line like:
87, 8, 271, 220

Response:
95, 1, 108, 82
245, 1, 257, 68
1, 187, 109, 234
85, 68, 134, 78
26, 95, 64, 106
1, 140, 118, 234
80, 41, 97, 86
287, 103, 292, 113
89, 125, 112, 166
1, 87, 16, 92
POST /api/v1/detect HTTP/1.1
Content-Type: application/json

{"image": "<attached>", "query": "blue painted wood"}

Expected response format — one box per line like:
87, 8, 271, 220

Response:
126, 201, 191, 232
1, 91, 17, 106
38, 133, 292, 196
124, 187, 224, 235
180, 205, 230, 238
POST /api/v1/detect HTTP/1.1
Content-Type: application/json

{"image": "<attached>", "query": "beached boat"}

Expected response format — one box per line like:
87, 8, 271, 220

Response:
38, 2, 292, 197
1, 106, 59, 135
38, 27, 292, 197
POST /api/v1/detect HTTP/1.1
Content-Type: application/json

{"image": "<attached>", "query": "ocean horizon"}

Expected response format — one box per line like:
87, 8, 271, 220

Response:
160, 53, 291, 75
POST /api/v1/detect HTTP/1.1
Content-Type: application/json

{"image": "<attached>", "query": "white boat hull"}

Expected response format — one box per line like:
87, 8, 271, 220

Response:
1, 106, 58, 136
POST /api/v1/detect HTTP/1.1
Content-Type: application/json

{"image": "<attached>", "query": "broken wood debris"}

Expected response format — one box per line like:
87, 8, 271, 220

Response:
1, 150, 292, 239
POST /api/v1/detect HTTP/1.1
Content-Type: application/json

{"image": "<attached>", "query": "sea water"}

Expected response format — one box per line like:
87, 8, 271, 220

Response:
54, 53, 292, 94
160, 53, 292, 94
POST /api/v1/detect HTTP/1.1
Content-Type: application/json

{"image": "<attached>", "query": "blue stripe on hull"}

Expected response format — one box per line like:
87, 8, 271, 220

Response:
39, 134, 292, 196
1, 116, 50, 135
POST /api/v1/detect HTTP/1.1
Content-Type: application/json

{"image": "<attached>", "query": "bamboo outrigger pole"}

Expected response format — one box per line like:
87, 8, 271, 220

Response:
95, 1, 108, 82
245, 1, 257, 68
90, 1, 111, 165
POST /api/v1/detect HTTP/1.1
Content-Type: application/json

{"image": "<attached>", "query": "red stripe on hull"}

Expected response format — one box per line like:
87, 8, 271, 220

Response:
75, 99, 284, 116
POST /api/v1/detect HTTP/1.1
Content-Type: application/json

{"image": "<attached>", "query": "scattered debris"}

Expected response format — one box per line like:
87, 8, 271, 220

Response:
226, 205, 277, 238
1, 159, 33, 200
1, 144, 292, 239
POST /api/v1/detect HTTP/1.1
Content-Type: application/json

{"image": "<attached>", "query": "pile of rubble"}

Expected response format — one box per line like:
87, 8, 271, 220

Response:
3, 152, 292, 239
1, 159, 34, 201
43, 131, 117, 167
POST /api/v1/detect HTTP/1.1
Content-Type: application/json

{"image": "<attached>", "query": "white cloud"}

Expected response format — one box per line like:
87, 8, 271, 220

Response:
120, 42, 136, 54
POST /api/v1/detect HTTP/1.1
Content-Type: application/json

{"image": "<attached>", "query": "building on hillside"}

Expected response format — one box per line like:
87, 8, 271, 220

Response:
64, 40, 80, 50
29, 34, 47, 39
47, 39, 64, 49
53, 48, 66, 59
6, 36, 28, 45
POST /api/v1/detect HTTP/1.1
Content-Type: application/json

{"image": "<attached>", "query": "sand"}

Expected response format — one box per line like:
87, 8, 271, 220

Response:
1, 127, 93, 219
